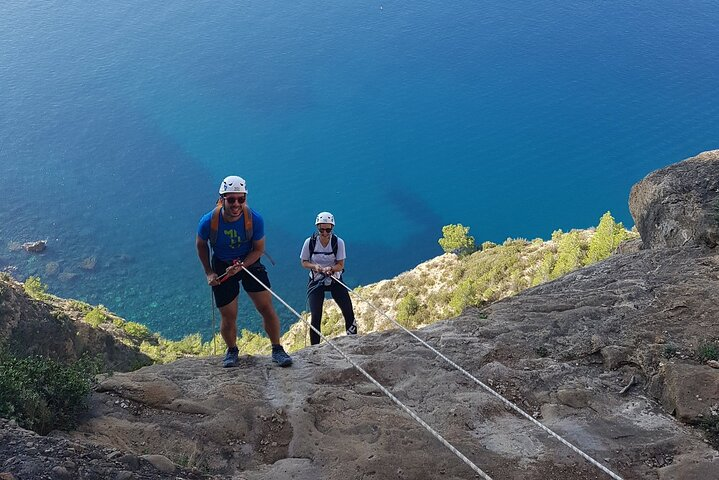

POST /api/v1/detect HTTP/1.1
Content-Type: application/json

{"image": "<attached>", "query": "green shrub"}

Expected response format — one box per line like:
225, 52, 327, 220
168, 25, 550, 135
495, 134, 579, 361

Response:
123, 321, 151, 339
697, 342, 719, 362
84, 307, 109, 328
320, 309, 345, 338
481, 241, 497, 251
531, 251, 555, 286
438, 224, 477, 255
503, 237, 529, 248
585, 211, 631, 265
67, 300, 92, 313
139, 333, 215, 364
171, 333, 206, 354
449, 279, 479, 315
0, 349, 99, 434
397, 293, 420, 327
237, 329, 272, 355
663, 344, 679, 358
550, 231, 585, 279
23, 276, 48, 300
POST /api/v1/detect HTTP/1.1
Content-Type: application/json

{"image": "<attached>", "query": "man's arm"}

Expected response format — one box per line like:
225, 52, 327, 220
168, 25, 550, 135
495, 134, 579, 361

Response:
196, 235, 218, 284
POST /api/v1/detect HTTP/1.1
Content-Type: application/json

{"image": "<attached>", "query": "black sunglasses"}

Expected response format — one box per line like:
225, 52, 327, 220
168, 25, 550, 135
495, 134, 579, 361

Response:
318, 227, 333, 233
223, 195, 246, 205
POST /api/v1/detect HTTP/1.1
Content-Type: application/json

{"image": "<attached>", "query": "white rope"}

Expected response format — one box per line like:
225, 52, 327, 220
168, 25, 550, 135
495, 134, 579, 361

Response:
333, 276, 624, 480
210, 290, 217, 355
240, 267, 493, 479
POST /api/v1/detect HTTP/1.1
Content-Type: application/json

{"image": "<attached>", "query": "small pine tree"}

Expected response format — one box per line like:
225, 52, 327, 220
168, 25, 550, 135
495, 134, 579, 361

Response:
550, 231, 584, 279
531, 251, 556, 286
438, 224, 477, 255
586, 211, 632, 265
586, 211, 617, 265
397, 293, 420, 327
449, 278, 478, 314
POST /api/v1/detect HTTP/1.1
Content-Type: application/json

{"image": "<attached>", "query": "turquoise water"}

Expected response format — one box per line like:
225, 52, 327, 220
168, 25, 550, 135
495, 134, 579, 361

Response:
1, 1, 718, 338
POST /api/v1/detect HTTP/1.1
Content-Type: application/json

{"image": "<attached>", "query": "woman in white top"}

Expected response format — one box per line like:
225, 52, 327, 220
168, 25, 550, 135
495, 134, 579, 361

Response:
300, 212, 358, 345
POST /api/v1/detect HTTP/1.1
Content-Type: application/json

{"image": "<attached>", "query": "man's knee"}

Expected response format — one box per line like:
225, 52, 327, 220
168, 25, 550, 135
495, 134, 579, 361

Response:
256, 304, 277, 320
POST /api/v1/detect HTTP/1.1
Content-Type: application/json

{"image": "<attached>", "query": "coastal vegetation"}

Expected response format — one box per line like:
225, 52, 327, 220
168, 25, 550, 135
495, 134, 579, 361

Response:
284, 211, 635, 345
438, 223, 477, 256
0, 349, 99, 435
7, 211, 635, 364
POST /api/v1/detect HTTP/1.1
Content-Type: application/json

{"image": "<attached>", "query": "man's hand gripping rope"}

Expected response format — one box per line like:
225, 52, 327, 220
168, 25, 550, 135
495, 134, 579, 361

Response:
208, 259, 245, 286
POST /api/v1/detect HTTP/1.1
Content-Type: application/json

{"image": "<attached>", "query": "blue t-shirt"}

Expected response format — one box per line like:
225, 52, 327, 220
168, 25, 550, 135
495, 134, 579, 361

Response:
197, 207, 265, 262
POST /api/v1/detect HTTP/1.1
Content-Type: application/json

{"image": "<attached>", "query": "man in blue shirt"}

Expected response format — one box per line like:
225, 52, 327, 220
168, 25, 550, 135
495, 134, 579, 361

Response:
196, 175, 292, 368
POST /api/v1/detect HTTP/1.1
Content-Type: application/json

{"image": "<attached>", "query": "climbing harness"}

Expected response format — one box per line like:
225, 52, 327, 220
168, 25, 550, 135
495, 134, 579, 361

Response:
239, 266, 493, 479
331, 275, 624, 480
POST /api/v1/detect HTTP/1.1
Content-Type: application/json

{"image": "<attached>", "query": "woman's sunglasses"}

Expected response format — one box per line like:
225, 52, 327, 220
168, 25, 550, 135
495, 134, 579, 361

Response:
318, 227, 333, 233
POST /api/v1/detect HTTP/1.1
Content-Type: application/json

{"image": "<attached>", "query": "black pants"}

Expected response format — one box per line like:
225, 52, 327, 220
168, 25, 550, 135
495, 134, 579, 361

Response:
307, 279, 356, 345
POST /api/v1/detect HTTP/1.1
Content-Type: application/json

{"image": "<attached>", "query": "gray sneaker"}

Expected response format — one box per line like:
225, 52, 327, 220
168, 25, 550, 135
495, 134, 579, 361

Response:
223, 348, 239, 368
271, 346, 293, 367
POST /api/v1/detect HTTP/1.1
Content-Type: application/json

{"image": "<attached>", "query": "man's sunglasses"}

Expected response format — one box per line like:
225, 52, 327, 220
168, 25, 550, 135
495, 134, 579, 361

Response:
318, 227, 333, 233
223, 195, 246, 204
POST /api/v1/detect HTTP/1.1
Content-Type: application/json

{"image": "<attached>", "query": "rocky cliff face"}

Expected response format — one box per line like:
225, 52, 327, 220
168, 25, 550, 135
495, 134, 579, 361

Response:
0, 276, 150, 372
1, 150, 718, 480
629, 149, 719, 249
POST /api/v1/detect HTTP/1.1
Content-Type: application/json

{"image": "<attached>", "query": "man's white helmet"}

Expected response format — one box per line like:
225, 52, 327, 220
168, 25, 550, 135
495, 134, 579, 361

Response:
315, 211, 335, 225
219, 176, 248, 194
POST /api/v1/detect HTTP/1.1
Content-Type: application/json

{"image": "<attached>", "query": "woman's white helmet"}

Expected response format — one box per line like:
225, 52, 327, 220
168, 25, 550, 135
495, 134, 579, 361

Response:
315, 211, 335, 225
219, 175, 248, 194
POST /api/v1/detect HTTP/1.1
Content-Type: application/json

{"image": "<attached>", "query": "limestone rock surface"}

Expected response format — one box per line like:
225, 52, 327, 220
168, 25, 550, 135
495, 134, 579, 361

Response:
629, 149, 719, 249
28, 245, 710, 480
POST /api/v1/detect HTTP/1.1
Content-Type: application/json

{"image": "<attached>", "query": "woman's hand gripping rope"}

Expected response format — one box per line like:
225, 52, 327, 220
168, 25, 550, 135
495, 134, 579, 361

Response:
311, 264, 333, 275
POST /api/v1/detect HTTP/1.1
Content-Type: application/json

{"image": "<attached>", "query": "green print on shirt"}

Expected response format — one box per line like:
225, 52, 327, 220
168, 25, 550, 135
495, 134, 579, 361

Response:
224, 229, 242, 249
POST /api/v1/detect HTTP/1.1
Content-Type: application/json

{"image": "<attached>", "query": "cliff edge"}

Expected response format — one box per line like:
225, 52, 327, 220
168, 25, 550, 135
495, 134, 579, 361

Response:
1, 150, 718, 480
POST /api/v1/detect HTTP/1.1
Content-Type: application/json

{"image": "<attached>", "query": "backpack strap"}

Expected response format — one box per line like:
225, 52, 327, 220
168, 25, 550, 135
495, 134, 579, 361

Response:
242, 203, 253, 241
209, 202, 254, 248
209, 206, 222, 248
308, 232, 317, 257
308, 233, 339, 257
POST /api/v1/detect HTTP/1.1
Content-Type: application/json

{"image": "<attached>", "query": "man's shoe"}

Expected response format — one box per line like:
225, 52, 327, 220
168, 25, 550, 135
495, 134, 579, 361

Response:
346, 324, 357, 336
271, 346, 293, 367
223, 348, 239, 368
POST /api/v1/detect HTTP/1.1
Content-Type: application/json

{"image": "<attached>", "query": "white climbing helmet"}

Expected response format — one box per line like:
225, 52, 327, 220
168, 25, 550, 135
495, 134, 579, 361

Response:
219, 176, 248, 195
315, 211, 335, 225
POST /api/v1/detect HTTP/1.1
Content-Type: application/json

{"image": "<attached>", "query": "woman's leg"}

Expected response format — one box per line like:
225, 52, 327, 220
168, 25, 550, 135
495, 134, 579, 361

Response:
307, 286, 325, 345
330, 282, 357, 334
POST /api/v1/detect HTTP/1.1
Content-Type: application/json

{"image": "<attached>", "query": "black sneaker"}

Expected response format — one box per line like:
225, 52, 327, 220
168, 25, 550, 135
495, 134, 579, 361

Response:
223, 348, 239, 368
346, 324, 357, 335
271, 346, 293, 367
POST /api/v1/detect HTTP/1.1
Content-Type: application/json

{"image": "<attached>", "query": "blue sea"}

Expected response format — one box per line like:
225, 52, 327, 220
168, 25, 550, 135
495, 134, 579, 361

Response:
1, 1, 717, 339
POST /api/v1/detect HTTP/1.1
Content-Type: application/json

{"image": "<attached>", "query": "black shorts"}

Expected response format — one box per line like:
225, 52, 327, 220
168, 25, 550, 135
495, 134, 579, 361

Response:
212, 257, 271, 308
